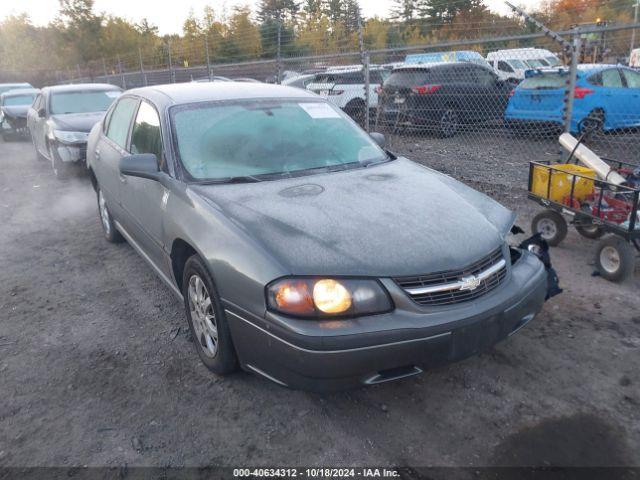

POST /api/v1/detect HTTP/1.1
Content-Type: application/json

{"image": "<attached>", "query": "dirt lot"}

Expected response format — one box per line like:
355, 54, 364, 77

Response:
0, 134, 639, 471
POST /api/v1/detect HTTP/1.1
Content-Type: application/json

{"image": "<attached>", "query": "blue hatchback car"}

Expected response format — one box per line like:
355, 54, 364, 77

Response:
505, 64, 640, 133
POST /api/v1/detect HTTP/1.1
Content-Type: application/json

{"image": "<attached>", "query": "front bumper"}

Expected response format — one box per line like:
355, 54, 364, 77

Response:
226, 250, 548, 391
51, 141, 88, 164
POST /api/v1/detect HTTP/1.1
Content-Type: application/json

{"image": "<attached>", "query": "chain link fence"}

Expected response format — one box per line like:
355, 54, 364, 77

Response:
59, 22, 640, 187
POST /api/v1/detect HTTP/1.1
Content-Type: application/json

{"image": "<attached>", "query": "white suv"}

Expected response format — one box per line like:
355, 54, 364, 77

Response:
306, 66, 389, 122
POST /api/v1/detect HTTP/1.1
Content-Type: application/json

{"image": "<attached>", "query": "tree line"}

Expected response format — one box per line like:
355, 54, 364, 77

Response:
0, 0, 635, 85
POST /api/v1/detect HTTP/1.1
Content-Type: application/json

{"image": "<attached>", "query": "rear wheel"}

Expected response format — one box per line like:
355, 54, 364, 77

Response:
438, 108, 458, 138
531, 210, 568, 246
580, 109, 605, 135
595, 235, 635, 282
182, 255, 238, 375
97, 187, 124, 243
575, 208, 604, 239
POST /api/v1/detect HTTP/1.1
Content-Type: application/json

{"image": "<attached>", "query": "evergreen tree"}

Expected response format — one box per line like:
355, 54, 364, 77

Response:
390, 0, 417, 23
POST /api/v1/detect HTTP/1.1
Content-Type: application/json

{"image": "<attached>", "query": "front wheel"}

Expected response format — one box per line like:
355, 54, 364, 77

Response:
531, 210, 568, 247
595, 235, 635, 282
97, 187, 124, 243
182, 255, 238, 375
438, 108, 458, 138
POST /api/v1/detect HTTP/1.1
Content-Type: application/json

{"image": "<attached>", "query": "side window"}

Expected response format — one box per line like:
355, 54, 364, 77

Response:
106, 97, 138, 149
588, 72, 602, 86
622, 69, 640, 88
473, 66, 496, 85
130, 101, 164, 170
498, 61, 514, 73
601, 69, 623, 88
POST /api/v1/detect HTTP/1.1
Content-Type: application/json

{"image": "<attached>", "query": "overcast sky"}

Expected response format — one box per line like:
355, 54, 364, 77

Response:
0, 0, 533, 35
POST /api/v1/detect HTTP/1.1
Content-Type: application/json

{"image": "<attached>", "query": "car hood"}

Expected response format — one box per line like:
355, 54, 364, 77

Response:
1, 105, 29, 118
50, 112, 105, 132
191, 158, 516, 277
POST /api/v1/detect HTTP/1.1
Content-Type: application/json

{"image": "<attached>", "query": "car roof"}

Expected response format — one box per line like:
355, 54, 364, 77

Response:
42, 83, 122, 93
527, 64, 628, 77
0, 88, 40, 98
125, 82, 318, 107
0, 82, 32, 88
393, 61, 477, 71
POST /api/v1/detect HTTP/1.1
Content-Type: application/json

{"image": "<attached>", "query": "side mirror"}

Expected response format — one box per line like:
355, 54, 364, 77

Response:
370, 132, 386, 149
37, 107, 46, 118
119, 153, 160, 181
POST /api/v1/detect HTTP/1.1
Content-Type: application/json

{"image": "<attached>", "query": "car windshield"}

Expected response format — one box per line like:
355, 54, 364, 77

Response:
50, 90, 120, 115
520, 73, 566, 89
3, 95, 35, 106
172, 99, 388, 182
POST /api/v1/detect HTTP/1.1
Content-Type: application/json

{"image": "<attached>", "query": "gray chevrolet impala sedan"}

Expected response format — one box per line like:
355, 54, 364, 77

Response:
86, 82, 549, 391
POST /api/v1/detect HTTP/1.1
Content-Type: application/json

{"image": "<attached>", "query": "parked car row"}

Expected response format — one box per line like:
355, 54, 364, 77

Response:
1, 76, 554, 391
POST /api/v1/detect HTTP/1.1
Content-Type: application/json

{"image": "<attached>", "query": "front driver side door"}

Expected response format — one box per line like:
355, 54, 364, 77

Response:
122, 100, 170, 273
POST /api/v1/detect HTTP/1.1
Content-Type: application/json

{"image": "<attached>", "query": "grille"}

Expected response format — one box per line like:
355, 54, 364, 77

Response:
395, 247, 507, 307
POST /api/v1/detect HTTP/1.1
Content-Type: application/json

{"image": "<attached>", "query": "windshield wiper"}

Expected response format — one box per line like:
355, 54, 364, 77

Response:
197, 175, 263, 185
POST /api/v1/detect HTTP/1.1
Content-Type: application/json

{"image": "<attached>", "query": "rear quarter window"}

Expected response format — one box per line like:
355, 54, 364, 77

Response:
520, 74, 566, 89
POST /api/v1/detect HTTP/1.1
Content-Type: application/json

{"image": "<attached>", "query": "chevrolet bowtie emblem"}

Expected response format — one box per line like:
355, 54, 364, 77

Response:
459, 275, 482, 291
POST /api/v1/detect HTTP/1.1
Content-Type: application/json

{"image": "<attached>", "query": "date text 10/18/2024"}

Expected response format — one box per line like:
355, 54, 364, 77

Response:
233, 468, 401, 478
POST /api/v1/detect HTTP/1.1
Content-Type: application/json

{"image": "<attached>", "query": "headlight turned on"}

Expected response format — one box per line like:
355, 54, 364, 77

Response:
267, 277, 393, 318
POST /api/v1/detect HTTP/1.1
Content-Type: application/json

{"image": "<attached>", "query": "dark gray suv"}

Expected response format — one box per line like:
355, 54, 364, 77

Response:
87, 82, 549, 391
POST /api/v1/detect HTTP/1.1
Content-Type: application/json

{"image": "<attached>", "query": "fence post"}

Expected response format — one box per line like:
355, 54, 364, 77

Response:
117, 54, 127, 90
138, 47, 148, 86
564, 29, 581, 134
276, 14, 283, 84
102, 58, 108, 77
205, 37, 212, 81
357, 11, 370, 132
76, 64, 82, 81
168, 41, 175, 83
631, 1, 639, 58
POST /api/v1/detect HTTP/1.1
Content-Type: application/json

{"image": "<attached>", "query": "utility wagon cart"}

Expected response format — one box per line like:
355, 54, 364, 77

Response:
527, 158, 640, 282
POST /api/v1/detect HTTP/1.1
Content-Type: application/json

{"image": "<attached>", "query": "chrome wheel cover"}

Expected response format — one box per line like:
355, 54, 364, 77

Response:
537, 218, 557, 240
188, 274, 218, 358
441, 110, 457, 136
98, 190, 111, 236
600, 246, 620, 274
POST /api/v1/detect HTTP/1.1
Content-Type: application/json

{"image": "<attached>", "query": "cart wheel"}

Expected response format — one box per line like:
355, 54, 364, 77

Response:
575, 219, 604, 239
595, 235, 636, 282
531, 210, 568, 246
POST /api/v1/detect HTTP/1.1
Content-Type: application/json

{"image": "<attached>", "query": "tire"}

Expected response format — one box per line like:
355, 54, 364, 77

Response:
575, 207, 604, 239
345, 100, 366, 125
438, 108, 458, 138
580, 109, 605, 135
96, 186, 124, 243
182, 255, 238, 375
531, 210, 568, 247
595, 235, 635, 282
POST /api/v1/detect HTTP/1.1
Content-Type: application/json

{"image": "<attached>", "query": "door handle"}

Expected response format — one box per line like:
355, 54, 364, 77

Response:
94, 148, 101, 160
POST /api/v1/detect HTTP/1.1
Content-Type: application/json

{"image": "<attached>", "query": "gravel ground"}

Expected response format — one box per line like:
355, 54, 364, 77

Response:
0, 134, 639, 471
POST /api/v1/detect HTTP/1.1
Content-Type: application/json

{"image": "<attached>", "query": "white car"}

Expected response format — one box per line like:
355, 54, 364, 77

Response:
487, 48, 562, 83
306, 66, 389, 123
